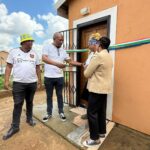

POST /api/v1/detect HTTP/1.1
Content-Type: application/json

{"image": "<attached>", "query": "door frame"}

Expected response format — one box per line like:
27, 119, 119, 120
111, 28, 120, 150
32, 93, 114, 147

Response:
73, 6, 117, 120
76, 16, 110, 106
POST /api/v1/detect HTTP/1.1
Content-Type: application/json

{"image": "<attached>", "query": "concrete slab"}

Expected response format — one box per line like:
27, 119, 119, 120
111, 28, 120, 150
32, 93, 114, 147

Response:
67, 121, 115, 150
70, 107, 87, 115
33, 103, 78, 137
67, 124, 89, 148
33, 102, 115, 150
72, 115, 88, 127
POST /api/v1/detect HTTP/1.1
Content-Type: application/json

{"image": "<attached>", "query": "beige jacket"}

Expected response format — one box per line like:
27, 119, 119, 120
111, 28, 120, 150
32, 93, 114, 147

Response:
84, 50, 113, 94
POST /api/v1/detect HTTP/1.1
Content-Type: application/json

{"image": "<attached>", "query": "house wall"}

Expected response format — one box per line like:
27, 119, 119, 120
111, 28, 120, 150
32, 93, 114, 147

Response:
68, 0, 150, 134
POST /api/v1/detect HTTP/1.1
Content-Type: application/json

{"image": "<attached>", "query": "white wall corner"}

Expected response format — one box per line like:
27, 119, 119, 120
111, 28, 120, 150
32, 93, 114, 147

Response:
55, 0, 66, 9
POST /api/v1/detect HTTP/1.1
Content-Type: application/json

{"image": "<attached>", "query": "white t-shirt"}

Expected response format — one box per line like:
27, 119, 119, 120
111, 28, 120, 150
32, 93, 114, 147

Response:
7, 48, 40, 83
42, 44, 70, 78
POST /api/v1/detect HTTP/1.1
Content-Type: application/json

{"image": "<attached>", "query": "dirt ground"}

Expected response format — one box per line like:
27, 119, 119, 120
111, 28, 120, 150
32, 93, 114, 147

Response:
1, 90, 150, 150
0, 91, 78, 150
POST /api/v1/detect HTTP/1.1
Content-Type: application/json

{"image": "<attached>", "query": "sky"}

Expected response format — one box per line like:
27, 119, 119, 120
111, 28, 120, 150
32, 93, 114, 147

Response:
0, 0, 68, 57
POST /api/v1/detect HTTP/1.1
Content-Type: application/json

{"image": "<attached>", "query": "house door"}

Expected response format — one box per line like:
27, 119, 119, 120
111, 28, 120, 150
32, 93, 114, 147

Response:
78, 21, 108, 105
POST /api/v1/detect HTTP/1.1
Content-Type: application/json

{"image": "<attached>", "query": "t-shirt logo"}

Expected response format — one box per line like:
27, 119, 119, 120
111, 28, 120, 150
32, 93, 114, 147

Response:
30, 54, 34, 58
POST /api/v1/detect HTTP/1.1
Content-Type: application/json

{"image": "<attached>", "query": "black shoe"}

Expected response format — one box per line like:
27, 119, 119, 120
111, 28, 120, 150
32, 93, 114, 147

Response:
26, 119, 36, 126
3, 127, 20, 140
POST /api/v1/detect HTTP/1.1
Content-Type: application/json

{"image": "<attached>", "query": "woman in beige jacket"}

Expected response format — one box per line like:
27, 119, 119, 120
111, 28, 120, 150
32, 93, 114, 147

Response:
83, 37, 113, 147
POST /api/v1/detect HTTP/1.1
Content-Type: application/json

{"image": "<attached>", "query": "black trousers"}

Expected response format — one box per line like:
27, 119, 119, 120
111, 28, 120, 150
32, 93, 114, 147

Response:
44, 77, 64, 115
81, 82, 89, 102
12, 82, 37, 128
87, 92, 107, 140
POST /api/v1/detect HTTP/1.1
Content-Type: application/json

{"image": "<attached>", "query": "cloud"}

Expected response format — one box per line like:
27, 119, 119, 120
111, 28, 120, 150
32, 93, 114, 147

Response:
53, 0, 58, 4
0, 3, 69, 58
38, 12, 68, 38
0, 3, 44, 50
35, 31, 45, 38
0, 3, 7, 16
0, 12, 44, 35
0, 33, 14, 50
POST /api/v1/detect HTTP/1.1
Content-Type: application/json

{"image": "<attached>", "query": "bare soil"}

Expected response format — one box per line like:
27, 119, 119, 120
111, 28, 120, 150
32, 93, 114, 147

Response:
0, 91, 78, 150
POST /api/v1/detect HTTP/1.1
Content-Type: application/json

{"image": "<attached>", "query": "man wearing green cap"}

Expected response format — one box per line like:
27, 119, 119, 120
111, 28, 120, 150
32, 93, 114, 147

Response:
3, 34, 42, 140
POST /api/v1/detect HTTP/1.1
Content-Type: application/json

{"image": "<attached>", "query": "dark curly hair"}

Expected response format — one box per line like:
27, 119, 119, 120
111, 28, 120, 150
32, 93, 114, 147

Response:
99, 37, 111, 51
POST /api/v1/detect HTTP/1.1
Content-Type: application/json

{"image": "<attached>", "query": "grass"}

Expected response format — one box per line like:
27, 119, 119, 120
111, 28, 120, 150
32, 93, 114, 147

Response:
0, 75, 4, 90
0, 75, 13, 91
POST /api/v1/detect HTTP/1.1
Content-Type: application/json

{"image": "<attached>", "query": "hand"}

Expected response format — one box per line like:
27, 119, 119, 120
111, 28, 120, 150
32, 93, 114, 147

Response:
84, 65, 88, 69
57, 63, 66, 68
37, 81, 42, 89
81, 63, 85, 67
4, 81, 11, 90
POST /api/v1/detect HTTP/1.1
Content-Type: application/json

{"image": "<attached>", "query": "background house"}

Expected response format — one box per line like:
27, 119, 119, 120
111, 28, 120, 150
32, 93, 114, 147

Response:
55, 0, 150, 135
0, 51, 8, 75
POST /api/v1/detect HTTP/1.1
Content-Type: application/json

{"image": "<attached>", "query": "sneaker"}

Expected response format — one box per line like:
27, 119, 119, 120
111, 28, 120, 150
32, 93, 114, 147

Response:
42, 114, 52, 122
59, 113, 66, 121
83, 139, 100, 147
99, 134, 105, 138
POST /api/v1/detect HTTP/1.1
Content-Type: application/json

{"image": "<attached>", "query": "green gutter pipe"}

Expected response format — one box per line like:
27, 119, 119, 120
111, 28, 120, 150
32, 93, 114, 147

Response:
66, 38, 150, 53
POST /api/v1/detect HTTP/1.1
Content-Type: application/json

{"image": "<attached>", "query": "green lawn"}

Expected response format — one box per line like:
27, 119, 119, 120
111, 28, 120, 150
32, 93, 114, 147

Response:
0, 75, 4, 90
0, 75, 13, 91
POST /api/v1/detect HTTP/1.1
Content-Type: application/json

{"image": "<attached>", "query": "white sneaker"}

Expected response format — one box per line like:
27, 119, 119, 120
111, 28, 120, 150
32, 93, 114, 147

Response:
59, 113, 66, 121
42, 114, 52, 122
99, 134, 105, 138
83, 139, 100, 147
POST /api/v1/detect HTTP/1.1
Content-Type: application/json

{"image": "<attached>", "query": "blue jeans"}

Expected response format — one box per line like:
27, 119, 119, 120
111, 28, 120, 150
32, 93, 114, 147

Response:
44, 77, 64, 115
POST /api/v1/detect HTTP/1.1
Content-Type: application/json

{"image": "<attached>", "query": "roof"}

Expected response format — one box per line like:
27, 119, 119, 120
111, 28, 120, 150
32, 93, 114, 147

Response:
0, 50, 8, 54
55, 0, 68, 18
